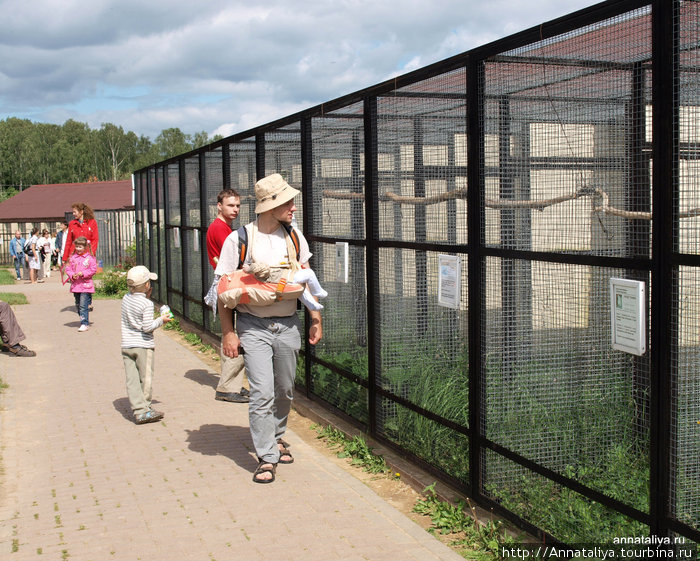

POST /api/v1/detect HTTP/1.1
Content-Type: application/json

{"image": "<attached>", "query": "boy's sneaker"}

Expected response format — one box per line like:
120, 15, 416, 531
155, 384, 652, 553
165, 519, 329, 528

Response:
135, 410, 164, 424
78, 324, 89, 332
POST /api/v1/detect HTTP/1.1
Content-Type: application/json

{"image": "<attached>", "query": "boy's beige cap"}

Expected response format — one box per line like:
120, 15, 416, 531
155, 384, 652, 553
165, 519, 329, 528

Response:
127, 265, 157, 286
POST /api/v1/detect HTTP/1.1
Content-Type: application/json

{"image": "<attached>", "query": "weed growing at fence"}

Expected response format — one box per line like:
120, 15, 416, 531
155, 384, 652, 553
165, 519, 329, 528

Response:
162, 316, 218, 357
315, 424, 388, 474
413, 483, 520, 560
311, 352, 369, 422
313, 424, 515, 559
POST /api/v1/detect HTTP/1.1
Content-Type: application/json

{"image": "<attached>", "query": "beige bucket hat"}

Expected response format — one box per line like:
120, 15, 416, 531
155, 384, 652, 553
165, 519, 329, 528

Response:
254, 174, 300, 214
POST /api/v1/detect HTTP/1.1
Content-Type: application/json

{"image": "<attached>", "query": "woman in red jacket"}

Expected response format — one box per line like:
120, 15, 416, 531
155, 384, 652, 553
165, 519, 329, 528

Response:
62, 202, 99, 262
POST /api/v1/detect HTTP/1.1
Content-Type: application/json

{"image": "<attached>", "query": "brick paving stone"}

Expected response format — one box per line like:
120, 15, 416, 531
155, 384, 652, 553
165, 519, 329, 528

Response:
0, 275, 464, 561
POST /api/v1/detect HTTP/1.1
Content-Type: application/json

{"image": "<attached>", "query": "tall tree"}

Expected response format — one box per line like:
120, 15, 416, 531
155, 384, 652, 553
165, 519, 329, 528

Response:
152, 128, 193, 160
0, 118, 38, 190
96, 123, 138, 180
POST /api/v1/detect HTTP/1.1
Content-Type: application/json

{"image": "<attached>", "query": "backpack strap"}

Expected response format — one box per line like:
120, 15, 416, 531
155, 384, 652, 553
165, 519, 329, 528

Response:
236, 225, 248, 270
238, 222, 301, 270
282, 223, 301, 262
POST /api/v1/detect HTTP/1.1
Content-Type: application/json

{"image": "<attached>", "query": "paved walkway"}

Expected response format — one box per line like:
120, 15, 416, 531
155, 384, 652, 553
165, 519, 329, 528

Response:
0, 273, 463, 561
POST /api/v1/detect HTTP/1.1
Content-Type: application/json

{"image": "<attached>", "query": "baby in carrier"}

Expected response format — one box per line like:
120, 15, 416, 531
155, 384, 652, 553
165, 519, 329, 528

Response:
242, 262, 327, 311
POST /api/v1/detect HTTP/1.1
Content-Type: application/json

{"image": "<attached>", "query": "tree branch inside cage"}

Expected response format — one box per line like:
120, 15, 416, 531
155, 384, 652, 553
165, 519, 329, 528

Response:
322, 186, 700, 221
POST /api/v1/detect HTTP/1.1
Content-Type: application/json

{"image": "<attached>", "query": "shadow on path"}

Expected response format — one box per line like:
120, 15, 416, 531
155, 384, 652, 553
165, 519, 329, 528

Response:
184, 368, 218, 389
185, 424, 257, 472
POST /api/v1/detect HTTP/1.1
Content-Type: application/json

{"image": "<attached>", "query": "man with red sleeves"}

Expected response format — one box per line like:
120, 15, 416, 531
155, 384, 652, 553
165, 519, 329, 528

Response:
206, 188, 249, 403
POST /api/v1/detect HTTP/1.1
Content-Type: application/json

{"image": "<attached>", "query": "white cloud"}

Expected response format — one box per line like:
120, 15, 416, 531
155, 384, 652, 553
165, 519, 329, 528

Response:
0, 0, 598, 139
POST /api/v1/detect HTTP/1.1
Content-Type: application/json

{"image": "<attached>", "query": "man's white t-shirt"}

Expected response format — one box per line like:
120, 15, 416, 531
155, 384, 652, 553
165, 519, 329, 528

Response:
215, 223, 312, 318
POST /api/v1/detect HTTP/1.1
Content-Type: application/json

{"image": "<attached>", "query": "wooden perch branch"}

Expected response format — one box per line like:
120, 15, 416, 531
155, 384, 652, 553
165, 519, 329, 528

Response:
323, 187, 700, 220
322, 186, 700, 221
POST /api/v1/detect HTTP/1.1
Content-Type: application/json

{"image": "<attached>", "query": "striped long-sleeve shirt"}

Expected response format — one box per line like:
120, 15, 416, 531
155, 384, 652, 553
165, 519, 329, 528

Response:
120, 292, 164, 349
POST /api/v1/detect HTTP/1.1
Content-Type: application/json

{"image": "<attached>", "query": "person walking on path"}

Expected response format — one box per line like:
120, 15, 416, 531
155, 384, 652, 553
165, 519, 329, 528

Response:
121, 265, 172, 424
215, 173, 322, 483
62, 202, 99, 262
65, 236, 97, 332
27, 227, 43, 284
55, 221, 68, 267
0, 300, 36, 356
9, 230, 26, 281
206, 188, 249, 404
40, 229, 53, 279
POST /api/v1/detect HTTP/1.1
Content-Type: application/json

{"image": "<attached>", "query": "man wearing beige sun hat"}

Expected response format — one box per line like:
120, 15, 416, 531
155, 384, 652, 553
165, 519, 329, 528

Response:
215, 173, 323, 483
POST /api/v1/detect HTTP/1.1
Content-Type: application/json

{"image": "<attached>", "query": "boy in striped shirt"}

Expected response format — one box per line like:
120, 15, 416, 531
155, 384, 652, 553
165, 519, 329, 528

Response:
121, 265, 172, 424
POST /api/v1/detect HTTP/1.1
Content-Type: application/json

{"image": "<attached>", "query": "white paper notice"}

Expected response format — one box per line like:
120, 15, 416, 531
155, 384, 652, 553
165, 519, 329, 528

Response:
438, 254, 461, 309
335, 242, 349, 283
610, 277, 646, 356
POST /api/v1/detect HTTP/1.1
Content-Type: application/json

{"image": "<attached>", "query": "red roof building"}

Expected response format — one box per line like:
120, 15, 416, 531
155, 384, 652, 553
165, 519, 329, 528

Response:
0, 180, 135, 266
0, 180, 133, 222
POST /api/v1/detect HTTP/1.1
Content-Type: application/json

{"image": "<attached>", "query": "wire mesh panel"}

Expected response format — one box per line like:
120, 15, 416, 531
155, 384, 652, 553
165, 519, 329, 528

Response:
166, 162, 183, 315
376, 247, 469, 483
674, 267, 700, 535
152, 167, 166, 303
311, 102, 365, 240
483, 448, 648, 543
182, 156, 204, 324
202, 149, 223, 329
483, 7, 653, 258
203, 149, 224, 226
146, 169, 159, 290
183, 156, 201, 229
309, 240, 369, 424
135, 172, 149, 274
228, 139, 257, 225
483, 258, 651, 541
264, 124, 304, 231
307, 101, 370, 423
376, 69, 468, 245
672, 0, 700, 538
183, 227, 204, 325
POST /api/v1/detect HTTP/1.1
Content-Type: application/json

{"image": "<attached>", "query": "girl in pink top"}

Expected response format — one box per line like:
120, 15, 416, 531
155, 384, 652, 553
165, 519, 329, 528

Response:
65, 236, 97, 332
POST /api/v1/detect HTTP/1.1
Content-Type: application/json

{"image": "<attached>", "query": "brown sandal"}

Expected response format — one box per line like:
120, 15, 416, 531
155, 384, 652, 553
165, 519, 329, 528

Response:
277, 438, 294, 464
253, 459, 277, 483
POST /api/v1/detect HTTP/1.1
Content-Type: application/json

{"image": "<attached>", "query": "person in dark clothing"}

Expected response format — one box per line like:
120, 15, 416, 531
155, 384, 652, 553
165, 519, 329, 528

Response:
0, 301, 36, 357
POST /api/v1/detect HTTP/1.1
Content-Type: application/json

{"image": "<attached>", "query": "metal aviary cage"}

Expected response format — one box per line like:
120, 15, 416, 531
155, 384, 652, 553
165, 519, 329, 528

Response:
133, 0, 700, 550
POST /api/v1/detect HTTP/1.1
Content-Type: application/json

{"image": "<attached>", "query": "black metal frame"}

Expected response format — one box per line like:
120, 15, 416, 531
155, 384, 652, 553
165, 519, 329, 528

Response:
133, 0, 700, 547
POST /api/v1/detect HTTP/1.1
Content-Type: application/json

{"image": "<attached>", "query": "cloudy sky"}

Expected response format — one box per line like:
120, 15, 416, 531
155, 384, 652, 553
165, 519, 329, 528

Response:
0, 0, 599, 140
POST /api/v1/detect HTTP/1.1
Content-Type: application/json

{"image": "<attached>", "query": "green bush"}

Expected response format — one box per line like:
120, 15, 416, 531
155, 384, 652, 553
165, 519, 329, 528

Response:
96, 269, 128, 298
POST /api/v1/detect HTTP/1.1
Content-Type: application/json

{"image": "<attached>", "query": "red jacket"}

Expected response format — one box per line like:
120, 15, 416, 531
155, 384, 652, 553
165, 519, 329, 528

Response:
62, 219, 99, 261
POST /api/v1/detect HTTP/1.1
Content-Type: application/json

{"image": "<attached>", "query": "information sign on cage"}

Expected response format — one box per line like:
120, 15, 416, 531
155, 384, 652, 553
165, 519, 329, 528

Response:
438, 254, 461, 309
335, 242, 349, 283
609, 277, 646, 356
